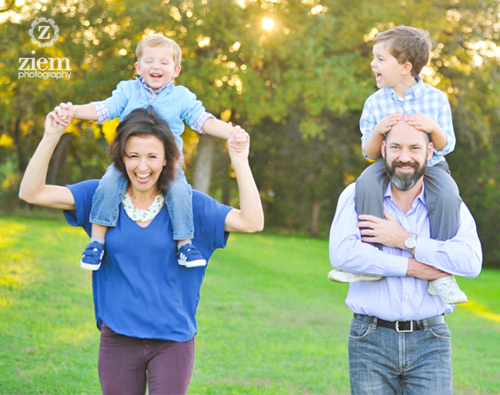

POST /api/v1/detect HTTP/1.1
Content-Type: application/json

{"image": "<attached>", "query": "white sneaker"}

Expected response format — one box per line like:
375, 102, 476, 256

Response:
328, 269, 382, 283
427, 275, 468, 304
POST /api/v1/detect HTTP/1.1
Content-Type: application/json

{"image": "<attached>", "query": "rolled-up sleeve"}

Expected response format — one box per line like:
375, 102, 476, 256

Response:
192, 111, 215, 134
414, 203, 482, 278
179, 88, 210, 132
91, 101, 110, 123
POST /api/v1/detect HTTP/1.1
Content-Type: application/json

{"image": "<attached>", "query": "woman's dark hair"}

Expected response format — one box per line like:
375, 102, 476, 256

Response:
109, 107, 180, 195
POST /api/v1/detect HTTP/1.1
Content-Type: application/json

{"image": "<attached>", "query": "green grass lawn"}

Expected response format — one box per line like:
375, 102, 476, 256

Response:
1, 216, 499, 394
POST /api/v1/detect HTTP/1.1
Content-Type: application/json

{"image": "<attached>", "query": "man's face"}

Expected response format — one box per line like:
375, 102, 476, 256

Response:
382, 121, 433, 191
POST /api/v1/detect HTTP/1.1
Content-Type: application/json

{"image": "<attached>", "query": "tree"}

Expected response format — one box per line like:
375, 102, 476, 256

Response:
1, 0, 499, 267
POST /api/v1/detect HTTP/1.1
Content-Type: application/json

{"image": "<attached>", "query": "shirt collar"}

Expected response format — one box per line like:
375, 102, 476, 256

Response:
384, 180, 427, 208
390, 75, 423, 101
139, 76, 173, 95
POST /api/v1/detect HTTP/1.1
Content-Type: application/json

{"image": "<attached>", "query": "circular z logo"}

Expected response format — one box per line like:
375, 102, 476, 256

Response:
29, 17, 59, 47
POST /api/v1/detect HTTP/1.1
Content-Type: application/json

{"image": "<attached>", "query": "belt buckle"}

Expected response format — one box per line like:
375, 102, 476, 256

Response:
395, 320, 413, 333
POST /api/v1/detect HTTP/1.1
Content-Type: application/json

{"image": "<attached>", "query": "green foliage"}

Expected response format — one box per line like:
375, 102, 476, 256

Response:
1, 0, 500, 266
0, 159, 22, 214
1, 217, 499, 394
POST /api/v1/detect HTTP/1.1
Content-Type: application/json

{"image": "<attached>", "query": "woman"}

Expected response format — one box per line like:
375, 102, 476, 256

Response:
19, 105, 264, 394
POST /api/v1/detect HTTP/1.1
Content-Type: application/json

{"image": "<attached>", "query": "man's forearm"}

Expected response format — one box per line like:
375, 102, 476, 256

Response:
406, 258, 448, 280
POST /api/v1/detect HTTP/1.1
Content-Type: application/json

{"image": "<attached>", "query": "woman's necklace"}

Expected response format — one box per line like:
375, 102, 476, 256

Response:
122, 192, 164, 222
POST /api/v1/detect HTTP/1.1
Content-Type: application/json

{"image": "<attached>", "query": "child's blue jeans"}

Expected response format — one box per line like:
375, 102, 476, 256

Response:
90, 163, 194, 240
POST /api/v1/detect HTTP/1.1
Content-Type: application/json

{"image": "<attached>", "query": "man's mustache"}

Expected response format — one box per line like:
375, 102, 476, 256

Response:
392, 161, 418, 169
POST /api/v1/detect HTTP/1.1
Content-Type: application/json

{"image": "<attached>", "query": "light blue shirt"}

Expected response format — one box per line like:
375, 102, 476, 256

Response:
360, 76, 455, 167
92, 77, 214, 156
329, 183, 482, 321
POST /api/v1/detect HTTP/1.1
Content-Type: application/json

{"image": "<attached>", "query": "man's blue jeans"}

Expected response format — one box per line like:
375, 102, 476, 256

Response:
348, 315, 453, 395
90, 163, 194, 240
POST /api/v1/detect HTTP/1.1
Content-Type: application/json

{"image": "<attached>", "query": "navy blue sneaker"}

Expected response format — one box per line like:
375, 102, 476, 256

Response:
177, 244, 206, 268
80, 241, 104, 271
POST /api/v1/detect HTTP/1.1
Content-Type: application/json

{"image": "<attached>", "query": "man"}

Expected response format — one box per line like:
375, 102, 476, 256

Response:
329, 120, 482, 394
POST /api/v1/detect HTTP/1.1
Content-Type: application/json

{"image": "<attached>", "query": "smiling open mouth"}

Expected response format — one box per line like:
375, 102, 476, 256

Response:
136, 173, 152, 184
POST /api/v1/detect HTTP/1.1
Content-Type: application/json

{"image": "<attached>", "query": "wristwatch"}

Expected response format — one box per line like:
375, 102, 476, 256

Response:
405, 234, 418, 252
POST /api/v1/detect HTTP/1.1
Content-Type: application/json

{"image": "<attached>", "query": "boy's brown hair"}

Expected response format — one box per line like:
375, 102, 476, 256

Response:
374, 26, 431, 77
135, 34, 182, 67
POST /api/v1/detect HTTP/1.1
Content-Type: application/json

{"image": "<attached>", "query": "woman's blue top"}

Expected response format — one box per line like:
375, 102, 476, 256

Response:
64, 180, 231, 341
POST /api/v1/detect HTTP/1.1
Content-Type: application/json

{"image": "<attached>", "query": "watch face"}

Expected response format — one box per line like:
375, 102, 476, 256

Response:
405, 235, 417, 249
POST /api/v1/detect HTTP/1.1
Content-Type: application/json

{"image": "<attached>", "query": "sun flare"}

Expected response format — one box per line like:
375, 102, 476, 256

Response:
262, 17, 275, 30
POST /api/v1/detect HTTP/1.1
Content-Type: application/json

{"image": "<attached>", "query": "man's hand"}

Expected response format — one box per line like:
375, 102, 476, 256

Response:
358, 211, 411, 249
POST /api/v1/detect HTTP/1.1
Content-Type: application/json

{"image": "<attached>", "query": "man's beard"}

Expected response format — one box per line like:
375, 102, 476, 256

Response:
385, 159, 427, 191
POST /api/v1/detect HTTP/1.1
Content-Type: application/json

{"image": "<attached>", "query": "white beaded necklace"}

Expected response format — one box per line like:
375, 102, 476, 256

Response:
122, 192, 164, 222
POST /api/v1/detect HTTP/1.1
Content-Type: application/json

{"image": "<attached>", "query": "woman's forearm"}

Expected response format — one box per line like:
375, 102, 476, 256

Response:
19, 135, 60, 203
232, 157, 264, 232
19, 112, 76, 210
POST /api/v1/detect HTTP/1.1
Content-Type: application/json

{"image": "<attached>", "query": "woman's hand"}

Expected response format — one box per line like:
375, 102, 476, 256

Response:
227, 126, 250, 161
224, 125, 264, 233
45, 103, 73, 139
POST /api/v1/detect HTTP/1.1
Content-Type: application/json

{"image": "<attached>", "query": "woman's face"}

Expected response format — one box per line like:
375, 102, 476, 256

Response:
123, 135, 167, 194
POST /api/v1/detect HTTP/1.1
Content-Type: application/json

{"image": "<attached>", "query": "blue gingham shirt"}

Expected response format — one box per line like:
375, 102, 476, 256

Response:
91, 77, 215, 156
360, 77, 455, 167
329, 183, 482, 321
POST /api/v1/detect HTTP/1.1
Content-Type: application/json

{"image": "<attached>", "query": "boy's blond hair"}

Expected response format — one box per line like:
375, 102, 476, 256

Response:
374, 26, 431, 77
135, 34, 182, 67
